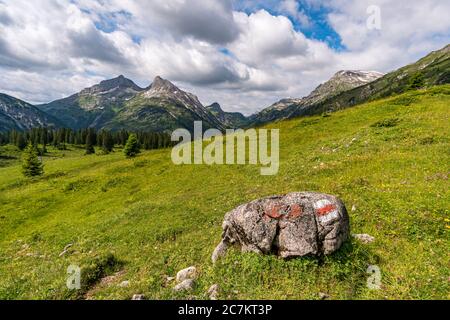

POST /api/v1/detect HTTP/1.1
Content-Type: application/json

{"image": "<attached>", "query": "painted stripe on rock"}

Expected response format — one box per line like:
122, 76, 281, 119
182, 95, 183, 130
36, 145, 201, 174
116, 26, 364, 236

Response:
314, 199, 339, 223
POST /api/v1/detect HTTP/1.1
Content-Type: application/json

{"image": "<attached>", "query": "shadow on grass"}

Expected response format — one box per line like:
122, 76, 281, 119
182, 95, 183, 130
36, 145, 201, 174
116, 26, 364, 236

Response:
63, 253, 125, 300
208, 238, 379, 299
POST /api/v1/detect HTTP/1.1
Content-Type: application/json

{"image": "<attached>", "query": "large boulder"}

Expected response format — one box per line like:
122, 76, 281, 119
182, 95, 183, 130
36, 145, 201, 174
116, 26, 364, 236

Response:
212, 192, 350, 262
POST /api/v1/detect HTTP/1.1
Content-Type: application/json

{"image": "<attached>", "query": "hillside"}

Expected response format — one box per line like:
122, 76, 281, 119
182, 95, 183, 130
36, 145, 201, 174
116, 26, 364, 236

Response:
0, 94, 61, 132
251, 70, 383, 126
286, 44, 450, 119
0, 86, 448, 299
251, 44, 450, 126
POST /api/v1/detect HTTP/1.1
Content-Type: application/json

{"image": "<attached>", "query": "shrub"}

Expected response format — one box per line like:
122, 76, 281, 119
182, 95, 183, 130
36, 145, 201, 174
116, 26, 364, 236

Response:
408, 72, 425, 90
371, 118, 400, 128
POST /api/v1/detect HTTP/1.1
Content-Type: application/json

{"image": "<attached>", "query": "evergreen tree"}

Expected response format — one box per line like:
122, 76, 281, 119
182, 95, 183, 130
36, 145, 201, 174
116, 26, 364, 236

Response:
102, 131, 114, 154
16, 133, 27, 150
124, 133, 140, 158
85, 130, 95, 155
22, 143, 44, 177
41, 128, 48, 154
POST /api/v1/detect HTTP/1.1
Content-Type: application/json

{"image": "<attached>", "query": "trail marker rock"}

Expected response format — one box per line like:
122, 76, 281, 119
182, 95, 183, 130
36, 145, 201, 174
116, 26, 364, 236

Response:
212, 192, 350, 262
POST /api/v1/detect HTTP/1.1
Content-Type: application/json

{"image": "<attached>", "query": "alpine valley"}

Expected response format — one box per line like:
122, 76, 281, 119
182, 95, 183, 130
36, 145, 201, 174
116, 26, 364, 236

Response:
0, 44, 449, 133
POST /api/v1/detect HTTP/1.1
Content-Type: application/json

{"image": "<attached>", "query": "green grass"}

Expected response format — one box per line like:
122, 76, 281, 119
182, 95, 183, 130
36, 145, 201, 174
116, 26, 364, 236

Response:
0, 86, 449, 300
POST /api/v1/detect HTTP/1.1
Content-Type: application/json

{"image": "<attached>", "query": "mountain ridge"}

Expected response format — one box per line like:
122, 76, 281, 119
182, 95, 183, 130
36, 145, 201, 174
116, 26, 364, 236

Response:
249, 70, 385, 125
100, 76, 225, 132
1, 44, 449, 132
205, 102, 249, 129
250, 44, 450, 125
0, 93, 62, 132
35, 75, 224, 132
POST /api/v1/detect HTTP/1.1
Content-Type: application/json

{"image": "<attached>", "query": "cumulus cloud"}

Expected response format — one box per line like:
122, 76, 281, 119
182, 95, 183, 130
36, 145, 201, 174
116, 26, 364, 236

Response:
135, 0, 239, 44
326, 0, 450, 69
0, 0, 449, 114
231, 10, 309, 66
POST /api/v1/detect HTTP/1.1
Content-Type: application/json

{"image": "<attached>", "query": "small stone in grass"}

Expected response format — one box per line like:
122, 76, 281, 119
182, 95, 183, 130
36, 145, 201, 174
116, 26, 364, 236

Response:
173, 279, 196, 292
319, 292, 329, 300
176, 266, 197, 283
207, 284, 220, 300
353, 233, 375, 244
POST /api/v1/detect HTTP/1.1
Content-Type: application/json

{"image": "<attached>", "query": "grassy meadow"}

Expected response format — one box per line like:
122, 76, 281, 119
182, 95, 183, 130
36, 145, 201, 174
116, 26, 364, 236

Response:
0, 86, 449, 300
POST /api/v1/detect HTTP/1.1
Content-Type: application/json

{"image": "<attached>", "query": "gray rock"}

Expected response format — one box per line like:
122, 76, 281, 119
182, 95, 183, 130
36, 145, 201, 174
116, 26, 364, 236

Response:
207, 284, 220, 300
173, 279, 196, 292
319, 292, 329, 300
211, 240, 229, 263
119, 280, 130, 288
176, 266, 197, 283
132, 294, 145, 300
212, 192, 350, 261
353, 233, 375, 244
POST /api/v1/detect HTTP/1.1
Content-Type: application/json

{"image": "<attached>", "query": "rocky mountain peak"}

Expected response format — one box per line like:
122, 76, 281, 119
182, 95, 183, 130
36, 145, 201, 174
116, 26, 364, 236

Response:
254, 69, 384, 123
305, 70, 384, 105
82, 75, 142, 95
206, 102, 223, 113
144, 76, 200, 106
331, 70, 384, 84
150, 76, 179, 92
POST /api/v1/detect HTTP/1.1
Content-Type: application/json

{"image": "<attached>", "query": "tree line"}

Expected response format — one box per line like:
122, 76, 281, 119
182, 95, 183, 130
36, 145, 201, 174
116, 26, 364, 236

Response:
0, 128, 176, 178
0, 127, 174, 153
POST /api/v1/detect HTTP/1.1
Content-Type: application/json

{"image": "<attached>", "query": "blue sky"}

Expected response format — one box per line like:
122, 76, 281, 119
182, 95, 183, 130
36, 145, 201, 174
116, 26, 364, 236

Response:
91, 1, 345, 50
0, 0, 449, 114
232, 0, 345, 50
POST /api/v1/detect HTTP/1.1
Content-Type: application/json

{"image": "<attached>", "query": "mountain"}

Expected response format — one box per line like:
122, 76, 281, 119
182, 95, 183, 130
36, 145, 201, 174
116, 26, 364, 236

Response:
9, 44, 450, 132
293, 43, 450, 118
0, 93, 61, 132
38, 75, 144, 130
39, 75, 224, 132
205, 102, 249, 128
251, 43, 450, 125
101, 76, 224, 132
250, 70, 384, 126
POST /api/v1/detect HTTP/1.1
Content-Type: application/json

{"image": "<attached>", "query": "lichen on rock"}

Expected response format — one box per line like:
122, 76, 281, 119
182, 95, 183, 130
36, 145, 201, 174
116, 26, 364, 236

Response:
212, 192, 350, 262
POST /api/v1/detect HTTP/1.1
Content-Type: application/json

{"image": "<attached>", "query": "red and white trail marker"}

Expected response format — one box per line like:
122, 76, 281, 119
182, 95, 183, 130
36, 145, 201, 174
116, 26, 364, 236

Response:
314, 199, 339, 223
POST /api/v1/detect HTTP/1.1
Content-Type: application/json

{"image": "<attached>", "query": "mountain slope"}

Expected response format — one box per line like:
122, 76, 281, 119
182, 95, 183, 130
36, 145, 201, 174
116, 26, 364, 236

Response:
102, 76, 224, 132
38, 75, 144, 130
291, 43, 450, 118
39, 76, 224, 132
0, 85, 448, 299
205, 102, 249, 128
0, 93, 61, 132
253, 44, 450, 125
251, 70, 383, 126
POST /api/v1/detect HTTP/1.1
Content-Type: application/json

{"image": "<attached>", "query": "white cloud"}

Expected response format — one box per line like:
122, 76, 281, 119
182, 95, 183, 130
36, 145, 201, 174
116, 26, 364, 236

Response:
326, 0, 450, 69
0, 0, 449, 115
231, 10, 309, 66
278, 0, 313, 29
